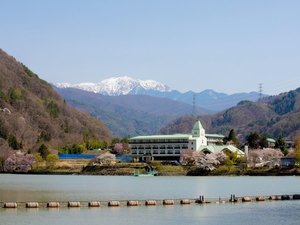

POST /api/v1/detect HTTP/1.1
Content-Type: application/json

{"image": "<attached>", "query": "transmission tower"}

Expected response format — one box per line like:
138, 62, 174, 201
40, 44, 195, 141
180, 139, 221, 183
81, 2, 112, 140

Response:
192, 93, 196, 116
259, 83, 263, 100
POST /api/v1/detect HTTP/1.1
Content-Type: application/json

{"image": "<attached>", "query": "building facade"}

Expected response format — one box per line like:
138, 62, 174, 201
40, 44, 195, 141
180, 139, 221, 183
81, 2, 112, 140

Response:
130, 120, 244, 162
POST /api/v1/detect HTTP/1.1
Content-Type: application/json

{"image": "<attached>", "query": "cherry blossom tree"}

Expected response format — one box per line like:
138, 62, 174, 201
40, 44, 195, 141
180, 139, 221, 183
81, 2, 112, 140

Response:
113, 143, 124, 155
3, 151, 35, 173
180, 150, 227, 171
248, 148, 283, 167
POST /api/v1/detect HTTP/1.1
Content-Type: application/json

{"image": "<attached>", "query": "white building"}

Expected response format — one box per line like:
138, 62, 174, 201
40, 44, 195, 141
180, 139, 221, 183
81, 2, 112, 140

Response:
130, 120, 244, 162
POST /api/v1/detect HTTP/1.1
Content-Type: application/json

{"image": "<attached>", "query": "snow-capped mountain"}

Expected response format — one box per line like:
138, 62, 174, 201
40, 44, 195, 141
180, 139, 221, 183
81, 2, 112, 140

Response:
56, 76, 170, 96
56, 76, 265, 112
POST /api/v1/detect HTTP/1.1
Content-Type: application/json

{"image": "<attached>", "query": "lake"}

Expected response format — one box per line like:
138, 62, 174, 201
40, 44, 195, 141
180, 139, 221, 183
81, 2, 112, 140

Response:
0, 174, 300, 225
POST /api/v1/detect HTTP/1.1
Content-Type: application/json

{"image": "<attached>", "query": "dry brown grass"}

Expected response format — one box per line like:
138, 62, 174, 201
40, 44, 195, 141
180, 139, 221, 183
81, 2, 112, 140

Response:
32, 159, 90, 173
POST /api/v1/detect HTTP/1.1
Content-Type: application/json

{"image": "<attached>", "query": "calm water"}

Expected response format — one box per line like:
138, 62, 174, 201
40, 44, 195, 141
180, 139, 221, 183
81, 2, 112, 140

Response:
0, 174, 300, 225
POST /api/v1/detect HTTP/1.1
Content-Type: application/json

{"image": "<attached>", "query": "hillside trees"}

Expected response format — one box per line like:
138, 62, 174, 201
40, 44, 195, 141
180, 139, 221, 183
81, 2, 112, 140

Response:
272, 90, 297, 115
85, 139, 108, 150
61, 144, 85, 154
246, 132, 261, 149
8, 135, 22, 150
0, 48, 112, 157
160, 88, 300, 141
0, 139, 10, 171
38, 144, 50, 159
275, 137, 287, 155
246, 132, 269, 149
0, 118, 8, 139
223, 129, 239, 146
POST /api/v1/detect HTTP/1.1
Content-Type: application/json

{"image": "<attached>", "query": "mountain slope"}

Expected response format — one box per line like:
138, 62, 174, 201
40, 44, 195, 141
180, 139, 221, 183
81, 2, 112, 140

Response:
55, 87, 210, 136
0, 49, 111, 153
161, 88, 300, 140
144, 89, 263, 112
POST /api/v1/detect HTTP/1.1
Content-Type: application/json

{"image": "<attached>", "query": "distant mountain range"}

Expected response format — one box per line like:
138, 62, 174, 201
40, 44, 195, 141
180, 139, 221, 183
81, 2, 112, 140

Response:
55, 87, 210, 137
161, 87, 300, 141
56, 76, 265, 112
56, 76, 170, 96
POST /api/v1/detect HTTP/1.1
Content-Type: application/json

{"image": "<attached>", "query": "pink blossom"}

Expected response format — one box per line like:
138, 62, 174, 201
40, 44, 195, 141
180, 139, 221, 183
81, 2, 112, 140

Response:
4, 151, 35, 173
180, 150, 227, 171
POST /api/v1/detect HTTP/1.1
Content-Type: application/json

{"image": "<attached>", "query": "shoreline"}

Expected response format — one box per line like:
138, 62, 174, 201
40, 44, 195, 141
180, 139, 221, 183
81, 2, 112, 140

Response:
1, 167, 299, 176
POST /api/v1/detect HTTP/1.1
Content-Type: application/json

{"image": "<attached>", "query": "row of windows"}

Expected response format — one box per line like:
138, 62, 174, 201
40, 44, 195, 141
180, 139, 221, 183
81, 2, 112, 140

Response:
131, 150, 181, 155
131, 145, 188, 150
207, 138, 223, 141
130, 140, 189, 144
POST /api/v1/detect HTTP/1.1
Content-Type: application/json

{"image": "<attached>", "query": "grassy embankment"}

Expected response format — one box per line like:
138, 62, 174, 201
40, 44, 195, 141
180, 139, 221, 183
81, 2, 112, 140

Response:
31, 159, 188, 175
81, 161, 188, 176
187, 165, 300, 176
30, 158, 300, 176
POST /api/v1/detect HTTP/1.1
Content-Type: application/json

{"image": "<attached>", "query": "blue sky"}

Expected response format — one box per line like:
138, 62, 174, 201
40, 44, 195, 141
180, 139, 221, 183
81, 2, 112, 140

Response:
1, 0, 299, 94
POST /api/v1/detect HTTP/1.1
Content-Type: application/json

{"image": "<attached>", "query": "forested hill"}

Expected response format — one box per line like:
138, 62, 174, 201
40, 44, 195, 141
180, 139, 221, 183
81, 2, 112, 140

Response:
0, 49, 111, 154
161, 88, 300, 141
55, 87, 211, 137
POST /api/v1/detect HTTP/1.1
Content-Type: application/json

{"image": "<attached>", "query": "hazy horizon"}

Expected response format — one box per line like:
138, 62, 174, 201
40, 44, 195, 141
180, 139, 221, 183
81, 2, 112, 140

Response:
54, 75, 296, 96
1, 0, 299, 95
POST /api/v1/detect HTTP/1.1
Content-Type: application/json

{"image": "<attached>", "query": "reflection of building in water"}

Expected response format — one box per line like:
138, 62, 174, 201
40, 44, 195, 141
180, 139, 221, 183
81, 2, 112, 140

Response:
130, 120, 244, 162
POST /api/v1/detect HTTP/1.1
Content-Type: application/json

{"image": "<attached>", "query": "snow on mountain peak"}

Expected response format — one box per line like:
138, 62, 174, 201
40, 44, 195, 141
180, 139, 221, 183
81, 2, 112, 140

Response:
56, 83, 71, 88
56, 76, 170, 96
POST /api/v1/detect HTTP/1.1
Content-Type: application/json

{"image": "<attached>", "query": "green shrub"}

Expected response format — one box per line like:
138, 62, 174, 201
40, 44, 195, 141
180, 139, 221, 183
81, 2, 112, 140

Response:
33, 152, 44, 169
34, 152, 44, 163
86, 139, 103, 150
61, 143, 85, 154
38, 144, 50, 159
38, 130, 52, 142
211, 165, 232, 175
0, 89, 8, 102
46, 154, 59, 168
8, 135, 22, 150
47, 100, 60, 118
0, 121, 8, 140
0, 156, 5, 172
8, 88, 22, 104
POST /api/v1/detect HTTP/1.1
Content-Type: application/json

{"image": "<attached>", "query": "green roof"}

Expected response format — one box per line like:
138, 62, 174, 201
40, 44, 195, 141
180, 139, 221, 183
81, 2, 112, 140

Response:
267, 138, 276, 143
206, 134, 225, 138
199, 145, 244, 155
130, 133, 225, 140
192, 120, 203, 130
130, 134, 191, 140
